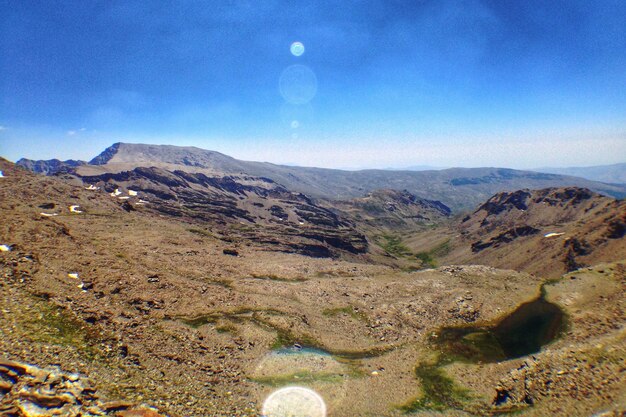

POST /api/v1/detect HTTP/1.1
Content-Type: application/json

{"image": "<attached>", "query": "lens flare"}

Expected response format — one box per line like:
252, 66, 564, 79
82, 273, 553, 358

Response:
279, 65, 317, 105
290, 41, 305, 57
262, 386, 326, 417
280, 102, 314, 128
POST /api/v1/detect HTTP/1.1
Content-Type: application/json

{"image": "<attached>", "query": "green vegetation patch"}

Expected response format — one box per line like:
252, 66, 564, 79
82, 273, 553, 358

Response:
268, 326, 320, 350
251, 371, 344, 386
215, 323, 238, 334
250, 274, 308, 283
414, 239, 450, 269
25, 297, 102, 359
414, 252, 436, 268
178, 307, 284, 328
398, 360, 472, 413
378, 234, 413, 257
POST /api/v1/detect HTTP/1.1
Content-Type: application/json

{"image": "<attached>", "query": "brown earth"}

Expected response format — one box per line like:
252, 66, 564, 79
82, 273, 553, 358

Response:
1, 159, 625, 416
405, 187, 626, 278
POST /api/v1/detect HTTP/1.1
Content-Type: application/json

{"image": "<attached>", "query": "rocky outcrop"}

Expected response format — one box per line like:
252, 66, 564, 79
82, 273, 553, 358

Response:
471, 226, 540, 253
475, 187, 596, 221
0, 359, 165, 417
476, 190, 532, 216
450, 187, 626, 277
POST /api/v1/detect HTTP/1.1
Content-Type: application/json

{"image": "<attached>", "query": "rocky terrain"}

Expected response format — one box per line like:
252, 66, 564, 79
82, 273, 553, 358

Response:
0, 358, 165, 416
75, 166, 368, 258
405, 187, 626, 278
2, 154, 625, 417
17, 142, 626, 210
331, 189, 451, 230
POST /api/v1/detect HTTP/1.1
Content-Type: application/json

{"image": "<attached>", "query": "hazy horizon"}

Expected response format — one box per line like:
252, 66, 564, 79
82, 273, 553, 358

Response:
1, 1, 625, 169
4, 140, 626, 172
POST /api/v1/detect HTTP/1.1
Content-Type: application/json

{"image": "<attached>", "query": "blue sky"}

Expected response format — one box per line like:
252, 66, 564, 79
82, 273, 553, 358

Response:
1, 0, 625, 169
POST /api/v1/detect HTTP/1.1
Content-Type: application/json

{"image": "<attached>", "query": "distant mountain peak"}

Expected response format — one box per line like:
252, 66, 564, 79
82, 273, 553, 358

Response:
89, 142, 121, 165
15, 143, 626, 211
88, 142, 237, 169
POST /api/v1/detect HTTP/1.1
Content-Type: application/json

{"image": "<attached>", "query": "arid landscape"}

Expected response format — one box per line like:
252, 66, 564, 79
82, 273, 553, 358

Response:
1, 144, 624, 416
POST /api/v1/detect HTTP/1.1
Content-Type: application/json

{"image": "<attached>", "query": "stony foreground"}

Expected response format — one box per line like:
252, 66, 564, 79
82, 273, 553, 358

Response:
0, 159, 625, 416
0, 358, 165, 417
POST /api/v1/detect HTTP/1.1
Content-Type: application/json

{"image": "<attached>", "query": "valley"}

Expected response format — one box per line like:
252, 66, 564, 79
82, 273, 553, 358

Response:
1, 145, 625, 417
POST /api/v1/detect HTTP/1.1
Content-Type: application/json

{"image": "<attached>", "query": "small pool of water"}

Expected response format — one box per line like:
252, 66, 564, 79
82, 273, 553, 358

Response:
251, 345, 350, 386
435, 297, 565, 363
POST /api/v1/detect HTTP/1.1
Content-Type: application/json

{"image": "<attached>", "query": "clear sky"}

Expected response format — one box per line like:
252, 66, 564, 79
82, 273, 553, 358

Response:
1, 0, 625, 169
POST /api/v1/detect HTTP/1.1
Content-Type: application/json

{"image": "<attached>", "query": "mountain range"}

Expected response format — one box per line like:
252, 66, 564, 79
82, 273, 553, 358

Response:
16, 142, 626, 211
535, 162, 626, 184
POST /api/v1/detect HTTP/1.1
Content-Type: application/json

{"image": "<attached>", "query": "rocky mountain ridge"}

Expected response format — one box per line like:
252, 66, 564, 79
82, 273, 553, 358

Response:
15, 142, 626, 211
407, 187, 626, 278
15, 158, 86, 175
78, 166, 369, 258
332, 189, 451, 230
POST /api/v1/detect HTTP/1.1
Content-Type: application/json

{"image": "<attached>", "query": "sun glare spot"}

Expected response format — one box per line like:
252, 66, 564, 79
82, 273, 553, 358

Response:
262, 386, 326, 417
290, 41, 305, 57
279, 65, 318, 105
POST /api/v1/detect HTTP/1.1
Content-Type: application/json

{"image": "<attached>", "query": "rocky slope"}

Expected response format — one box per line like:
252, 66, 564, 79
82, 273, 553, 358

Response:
331, 189, 451, 230
0, 158, 624, 416
77, 166, 367, 258
407, 187, 626, 278
19, 142, 626, 210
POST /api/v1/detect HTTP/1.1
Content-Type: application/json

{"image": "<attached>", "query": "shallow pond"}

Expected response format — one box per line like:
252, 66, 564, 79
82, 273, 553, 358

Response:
399, 296, 566, 413
436, 296, 565, 363
251, 345, 353, 386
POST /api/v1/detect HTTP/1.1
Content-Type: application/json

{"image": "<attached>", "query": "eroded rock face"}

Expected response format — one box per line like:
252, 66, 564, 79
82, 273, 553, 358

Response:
79, 167, 368, 258
0, 359, 165, 417
331, 188, 451, 229
452, 187, 626, 277
471, 187, 599, 230
471, 226, 540, 253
